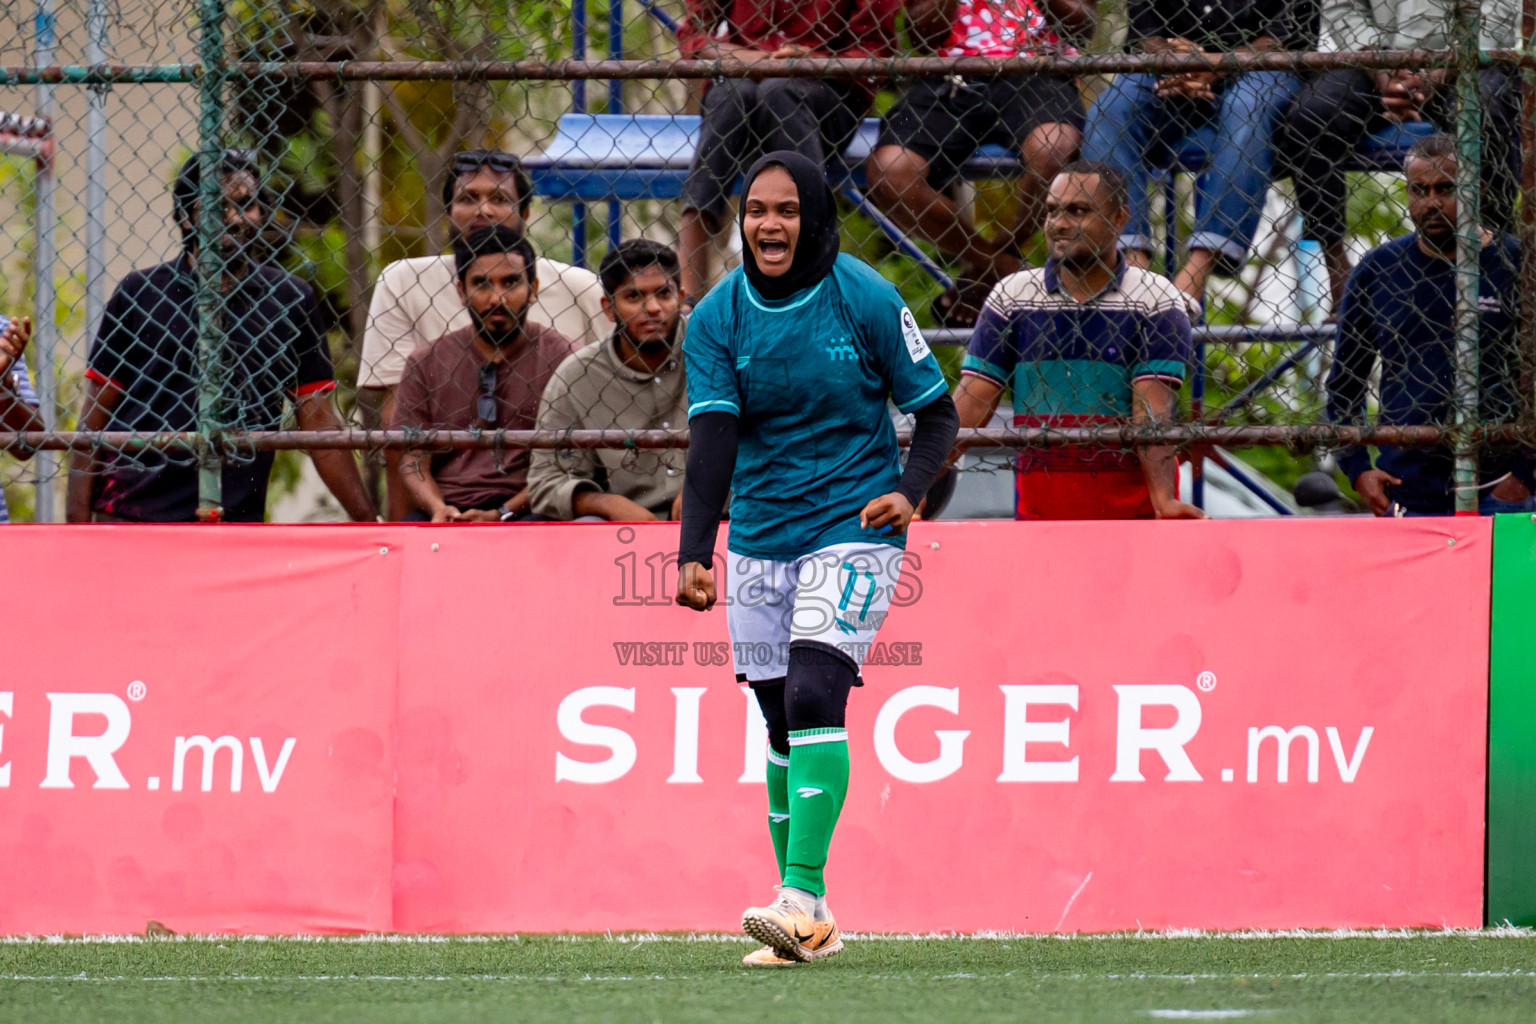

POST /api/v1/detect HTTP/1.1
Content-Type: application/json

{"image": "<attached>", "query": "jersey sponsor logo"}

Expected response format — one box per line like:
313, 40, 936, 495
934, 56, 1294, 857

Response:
826, 336, 858, 362
900, 307, 931, 363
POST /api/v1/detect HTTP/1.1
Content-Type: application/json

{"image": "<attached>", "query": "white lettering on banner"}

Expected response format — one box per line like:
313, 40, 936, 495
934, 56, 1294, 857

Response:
667, 688, 706, 783
739, 688, 768, 784
1109, 685, 1203, 782
555, 687, 637, 784
39, 693, 132, 790
1326, 726, 1374, 783
174, 735, 244, 792
0, 692, 11, 787
873, 686, 969, 783
1247, 725, 1320, 783
997, 685, 1079, 782
250, 737, 297, 793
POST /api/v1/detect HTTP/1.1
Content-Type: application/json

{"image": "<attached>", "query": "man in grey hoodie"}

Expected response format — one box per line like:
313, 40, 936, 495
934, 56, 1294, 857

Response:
528, 240, 689, 522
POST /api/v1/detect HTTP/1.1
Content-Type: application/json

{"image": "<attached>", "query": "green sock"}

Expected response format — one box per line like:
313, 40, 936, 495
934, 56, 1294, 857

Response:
783, 728, 850, 897
766, 751, 791, 882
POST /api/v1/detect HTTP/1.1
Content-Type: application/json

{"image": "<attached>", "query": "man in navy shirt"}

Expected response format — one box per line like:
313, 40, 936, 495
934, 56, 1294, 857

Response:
67, 152, 376, 523
1327, 133, 1531, 517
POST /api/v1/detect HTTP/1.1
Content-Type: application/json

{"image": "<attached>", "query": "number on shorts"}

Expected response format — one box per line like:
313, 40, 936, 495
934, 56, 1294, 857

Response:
838, 561, 879, 624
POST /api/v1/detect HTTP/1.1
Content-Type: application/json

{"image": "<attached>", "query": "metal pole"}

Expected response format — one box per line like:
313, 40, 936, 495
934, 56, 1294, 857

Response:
86, 0, 107, 343
1452, 0, 1484, 515
607, 0, 623, 250
86, 0, 107, 375
195, 0, 226, 519
571, 0, 588, 267
31, 0, 56, 522
1520, 0, 1535, 424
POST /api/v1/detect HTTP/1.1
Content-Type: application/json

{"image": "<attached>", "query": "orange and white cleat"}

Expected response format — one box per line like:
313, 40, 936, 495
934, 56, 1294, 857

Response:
742, 889, 844, 964
741, 945, 799, 967
742, 889, 819, 963
803, 915, 844, 960
740, 916, 843, 967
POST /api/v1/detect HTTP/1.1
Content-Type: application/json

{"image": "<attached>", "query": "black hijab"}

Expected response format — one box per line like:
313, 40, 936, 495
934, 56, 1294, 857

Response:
738, 150, 840, 301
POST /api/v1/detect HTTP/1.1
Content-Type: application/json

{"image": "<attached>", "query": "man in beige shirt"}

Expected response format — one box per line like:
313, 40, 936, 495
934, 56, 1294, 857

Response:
529, 240, 688, 521
360, 150, 605, 516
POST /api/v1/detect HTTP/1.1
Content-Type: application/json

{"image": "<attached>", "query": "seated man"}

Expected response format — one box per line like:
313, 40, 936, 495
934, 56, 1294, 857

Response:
392, 225, 579, 522
1081, 0, 1318, 304
0, 314, 42, 524
359, 149, 605, 518
943, 161, 1204, 520
1327, 134, 1531, 517
866, 0, 1094, 326
1283, 0, 1520, 310
528, 240, 688, 521
675, 0, 899, 302
67, 152, 376, 523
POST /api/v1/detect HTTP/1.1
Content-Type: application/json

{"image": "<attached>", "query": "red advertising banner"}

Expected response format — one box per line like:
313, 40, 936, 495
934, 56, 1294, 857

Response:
392, 519, 1490, 933
0, 519, 1491, 934
0, 527, 402, 934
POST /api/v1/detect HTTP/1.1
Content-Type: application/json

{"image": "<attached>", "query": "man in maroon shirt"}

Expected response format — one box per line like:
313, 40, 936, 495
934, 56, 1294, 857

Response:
392, 225, 579, 522
676, 0, 899, 302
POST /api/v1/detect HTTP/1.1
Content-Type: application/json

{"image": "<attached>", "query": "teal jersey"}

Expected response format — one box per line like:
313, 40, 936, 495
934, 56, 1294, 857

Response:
684, 254, 949, 561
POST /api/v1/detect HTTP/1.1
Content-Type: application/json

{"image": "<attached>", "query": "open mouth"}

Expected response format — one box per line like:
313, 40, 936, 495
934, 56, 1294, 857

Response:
757, 238, 790, 261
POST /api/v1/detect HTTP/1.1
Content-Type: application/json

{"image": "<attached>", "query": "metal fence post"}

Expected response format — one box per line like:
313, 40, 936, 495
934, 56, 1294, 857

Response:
1520, 0, 1535, 425
31, 0, 57, 522
607, 0, 624, 250
195, 0, 227, 520
86, 0, 108, 358
1452, 0, 1484, 515
571, 0, 589, 267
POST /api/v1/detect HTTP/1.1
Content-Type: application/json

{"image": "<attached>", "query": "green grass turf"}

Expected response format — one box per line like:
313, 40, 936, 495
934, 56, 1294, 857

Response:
1, 931, 1533, 1023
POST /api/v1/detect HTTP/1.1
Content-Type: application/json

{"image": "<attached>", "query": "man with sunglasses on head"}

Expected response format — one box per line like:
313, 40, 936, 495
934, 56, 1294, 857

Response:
391, 225, 579, 522
360, 149, 605, 517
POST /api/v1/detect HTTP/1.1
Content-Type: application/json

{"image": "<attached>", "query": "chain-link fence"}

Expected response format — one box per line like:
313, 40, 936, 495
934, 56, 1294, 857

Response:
0, 0, 1530, 521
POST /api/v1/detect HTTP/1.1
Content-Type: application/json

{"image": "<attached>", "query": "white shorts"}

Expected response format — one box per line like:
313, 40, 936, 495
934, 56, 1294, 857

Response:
724, 542, 907, 683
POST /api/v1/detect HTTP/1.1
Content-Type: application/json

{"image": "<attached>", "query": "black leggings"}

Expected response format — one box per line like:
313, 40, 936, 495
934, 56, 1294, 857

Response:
750, 643, 859, 756
1282, 67, 1520, 247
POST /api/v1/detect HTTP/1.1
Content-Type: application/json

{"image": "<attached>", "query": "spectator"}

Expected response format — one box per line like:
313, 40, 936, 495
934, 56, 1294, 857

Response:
528, 240, 689, 522
1326, 134, 1530, 517
1081, 0, 1318, 304
866, 0, 1095, 326
66, 152, 376, 524
943, 161, 1204, 519
1283, 1, 1520, 311
359, 149, 605, 517
391, 226, 580, 522
0, 315, 43, 524
676, 0, 900, 303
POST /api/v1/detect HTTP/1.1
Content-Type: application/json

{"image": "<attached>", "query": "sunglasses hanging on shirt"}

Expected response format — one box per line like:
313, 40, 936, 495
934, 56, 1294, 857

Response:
477, 363, 498, 426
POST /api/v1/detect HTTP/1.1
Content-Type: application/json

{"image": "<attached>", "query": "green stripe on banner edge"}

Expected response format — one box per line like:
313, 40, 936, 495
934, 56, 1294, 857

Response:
1488, 513, 1536, 926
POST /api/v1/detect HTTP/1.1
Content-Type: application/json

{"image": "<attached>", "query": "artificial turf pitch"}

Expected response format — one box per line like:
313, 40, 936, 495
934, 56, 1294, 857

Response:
1, 931, 1533, 1022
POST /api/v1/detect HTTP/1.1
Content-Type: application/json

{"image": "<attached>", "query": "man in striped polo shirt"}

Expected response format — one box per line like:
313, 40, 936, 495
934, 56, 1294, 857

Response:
948, 160, 1205, 520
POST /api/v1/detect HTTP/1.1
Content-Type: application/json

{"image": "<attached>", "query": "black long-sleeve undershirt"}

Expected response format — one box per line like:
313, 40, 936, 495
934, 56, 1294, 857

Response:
896, 392, 959, 509
678, 393, 959, 568
678, 411, 737, 569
